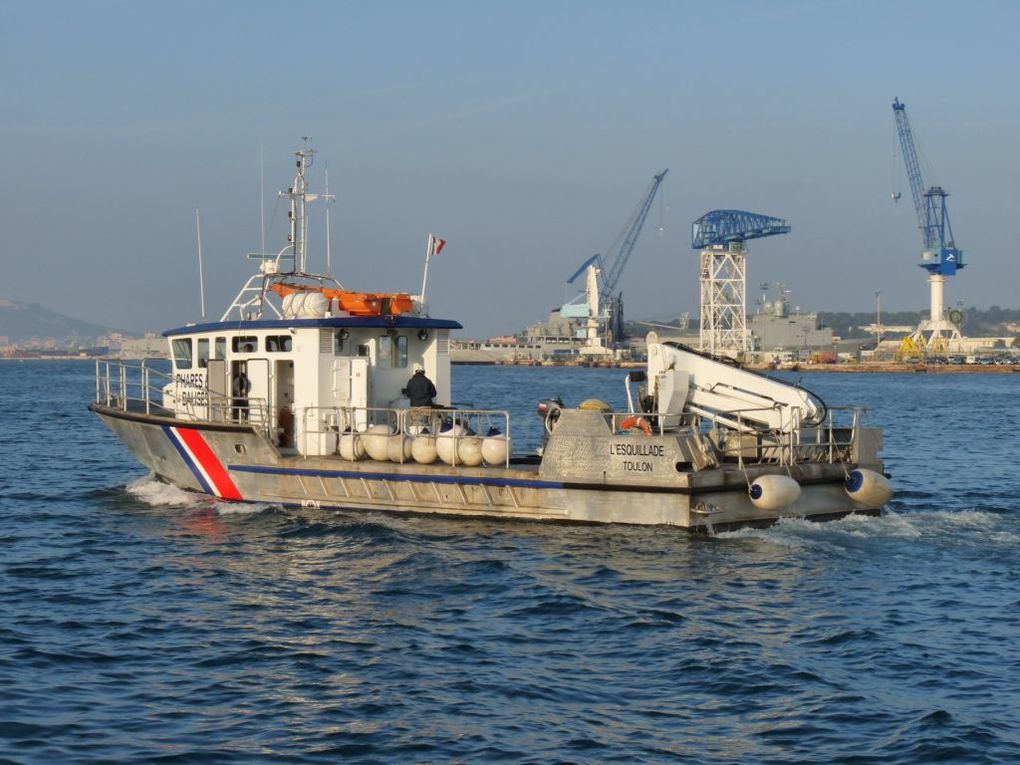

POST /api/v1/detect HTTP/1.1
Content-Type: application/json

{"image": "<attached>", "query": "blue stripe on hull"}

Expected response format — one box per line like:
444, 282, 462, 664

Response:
229, 463, 566, 491
161, 425, 215, 495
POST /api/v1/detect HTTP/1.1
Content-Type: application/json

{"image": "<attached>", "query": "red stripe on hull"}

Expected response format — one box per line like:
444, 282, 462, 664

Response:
175, 427, 243, 500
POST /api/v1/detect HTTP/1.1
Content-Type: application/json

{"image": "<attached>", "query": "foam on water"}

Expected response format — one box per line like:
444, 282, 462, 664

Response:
127, 475, 279, 516
2, 362, 1019, 764
126, 474, 206, 507
216, 500, 280, 516
720, 507, 1019, 552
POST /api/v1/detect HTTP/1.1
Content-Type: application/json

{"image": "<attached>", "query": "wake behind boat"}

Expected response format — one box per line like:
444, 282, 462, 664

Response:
90, 145, 893, 531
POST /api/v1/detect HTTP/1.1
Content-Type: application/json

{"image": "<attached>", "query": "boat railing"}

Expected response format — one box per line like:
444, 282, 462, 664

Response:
719, 405, 864, 468
94, 359, 270, 435
299, 405, 512, 467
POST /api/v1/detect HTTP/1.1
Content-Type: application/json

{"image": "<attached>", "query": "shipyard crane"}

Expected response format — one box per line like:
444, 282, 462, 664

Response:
691, 210, 790, 249
691, 210, 790, 357
892, 97, 966, 355
564, 169, 668, 353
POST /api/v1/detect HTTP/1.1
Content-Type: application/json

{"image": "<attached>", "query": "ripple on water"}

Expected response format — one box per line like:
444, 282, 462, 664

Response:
1, 363, 1020, 763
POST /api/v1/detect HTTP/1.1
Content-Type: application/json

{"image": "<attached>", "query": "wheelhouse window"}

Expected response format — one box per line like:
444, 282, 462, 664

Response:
214, 337, 226, 360
232, 336, 258, 353
377, 336, 392, 369
197, 338, 210, 369
392, 336, 408, 368
266, 335, 292, 353
374, 335, 408, 368
172, 338, 193, 369
333, 331, 352, 356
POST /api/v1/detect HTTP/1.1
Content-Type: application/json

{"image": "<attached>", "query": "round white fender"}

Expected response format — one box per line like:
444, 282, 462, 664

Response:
436, 424, 465, 465
457, 436, 484, 467
387, 434, 413, 462
481, 429, 509, 466
361, 424, 392, 462
411, 435, 438, 464
749, 474, 802, 511
844, 469, 893, 506
338, 432, 365, 461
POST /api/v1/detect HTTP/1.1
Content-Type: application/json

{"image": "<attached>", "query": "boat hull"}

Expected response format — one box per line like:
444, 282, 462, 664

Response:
92, 405, 882, 531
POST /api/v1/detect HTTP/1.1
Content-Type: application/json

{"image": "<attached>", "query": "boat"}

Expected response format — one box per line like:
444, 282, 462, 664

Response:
90, 145, 893, 531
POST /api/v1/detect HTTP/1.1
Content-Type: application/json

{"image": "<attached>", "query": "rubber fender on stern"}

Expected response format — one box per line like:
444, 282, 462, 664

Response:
844, 469, 893, 507
749, 475, 801, 511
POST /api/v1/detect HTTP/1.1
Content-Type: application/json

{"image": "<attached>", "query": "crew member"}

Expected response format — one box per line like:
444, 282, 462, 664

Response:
231, 364, 251, 421
403, 363, 437, 407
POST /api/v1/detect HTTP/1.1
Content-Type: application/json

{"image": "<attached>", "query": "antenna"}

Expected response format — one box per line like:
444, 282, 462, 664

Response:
195, 208, 206, 320
281, 139, 314, 273
260, 137, 266, 262
325, 163, 333, 276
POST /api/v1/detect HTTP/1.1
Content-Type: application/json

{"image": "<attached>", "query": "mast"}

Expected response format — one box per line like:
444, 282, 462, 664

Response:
222, 141, 339, 321
283, 139, 315, 274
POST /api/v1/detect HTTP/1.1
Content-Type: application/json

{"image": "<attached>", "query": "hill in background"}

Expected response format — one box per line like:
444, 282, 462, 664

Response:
0, 298, 124, 346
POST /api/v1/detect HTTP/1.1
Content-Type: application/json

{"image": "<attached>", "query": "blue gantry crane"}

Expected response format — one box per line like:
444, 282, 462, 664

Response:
690, 210, 791, 356
564, 169, 668, 344
892, 97, 965, 276
691, 210, 791, 249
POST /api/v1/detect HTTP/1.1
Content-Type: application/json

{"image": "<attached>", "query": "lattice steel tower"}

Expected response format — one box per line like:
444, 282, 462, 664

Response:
692, 210, 791, 357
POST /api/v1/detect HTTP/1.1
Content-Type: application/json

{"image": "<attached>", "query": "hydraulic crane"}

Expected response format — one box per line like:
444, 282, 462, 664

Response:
564, 169, 668, 353
891, 97, 966, 355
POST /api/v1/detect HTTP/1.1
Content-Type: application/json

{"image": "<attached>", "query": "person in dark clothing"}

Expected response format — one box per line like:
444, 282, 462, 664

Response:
231, 366, 251, 421
403, 364, 437, 407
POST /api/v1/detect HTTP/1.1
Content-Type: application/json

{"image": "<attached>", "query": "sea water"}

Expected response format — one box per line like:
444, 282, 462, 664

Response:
1, 361, 1018, 763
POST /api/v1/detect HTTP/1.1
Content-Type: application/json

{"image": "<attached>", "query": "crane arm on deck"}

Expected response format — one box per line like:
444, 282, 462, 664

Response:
647, 340, 825, 434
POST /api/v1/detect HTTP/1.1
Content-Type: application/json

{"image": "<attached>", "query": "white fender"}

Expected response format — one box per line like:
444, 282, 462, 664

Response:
845, 469, 893, 507
436, 424, 465, 465
749, 474, 801, 511
457, 436, 484, 467
361, 424, 392, 461
482, 430, 510, 466
411, 435, 438, 464
338, 432, 365, 461
387, 434, 413, 463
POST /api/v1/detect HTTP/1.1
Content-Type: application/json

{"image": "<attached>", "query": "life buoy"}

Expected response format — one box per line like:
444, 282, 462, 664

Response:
620, 416, 653, 436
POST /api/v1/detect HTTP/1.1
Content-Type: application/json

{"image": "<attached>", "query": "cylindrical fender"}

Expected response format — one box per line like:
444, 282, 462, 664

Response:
845, 469, 894, 507
749, 474, 801, 511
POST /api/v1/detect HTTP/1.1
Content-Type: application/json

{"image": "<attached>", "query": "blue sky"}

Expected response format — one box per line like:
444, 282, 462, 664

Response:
2, 0, 1018, 337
